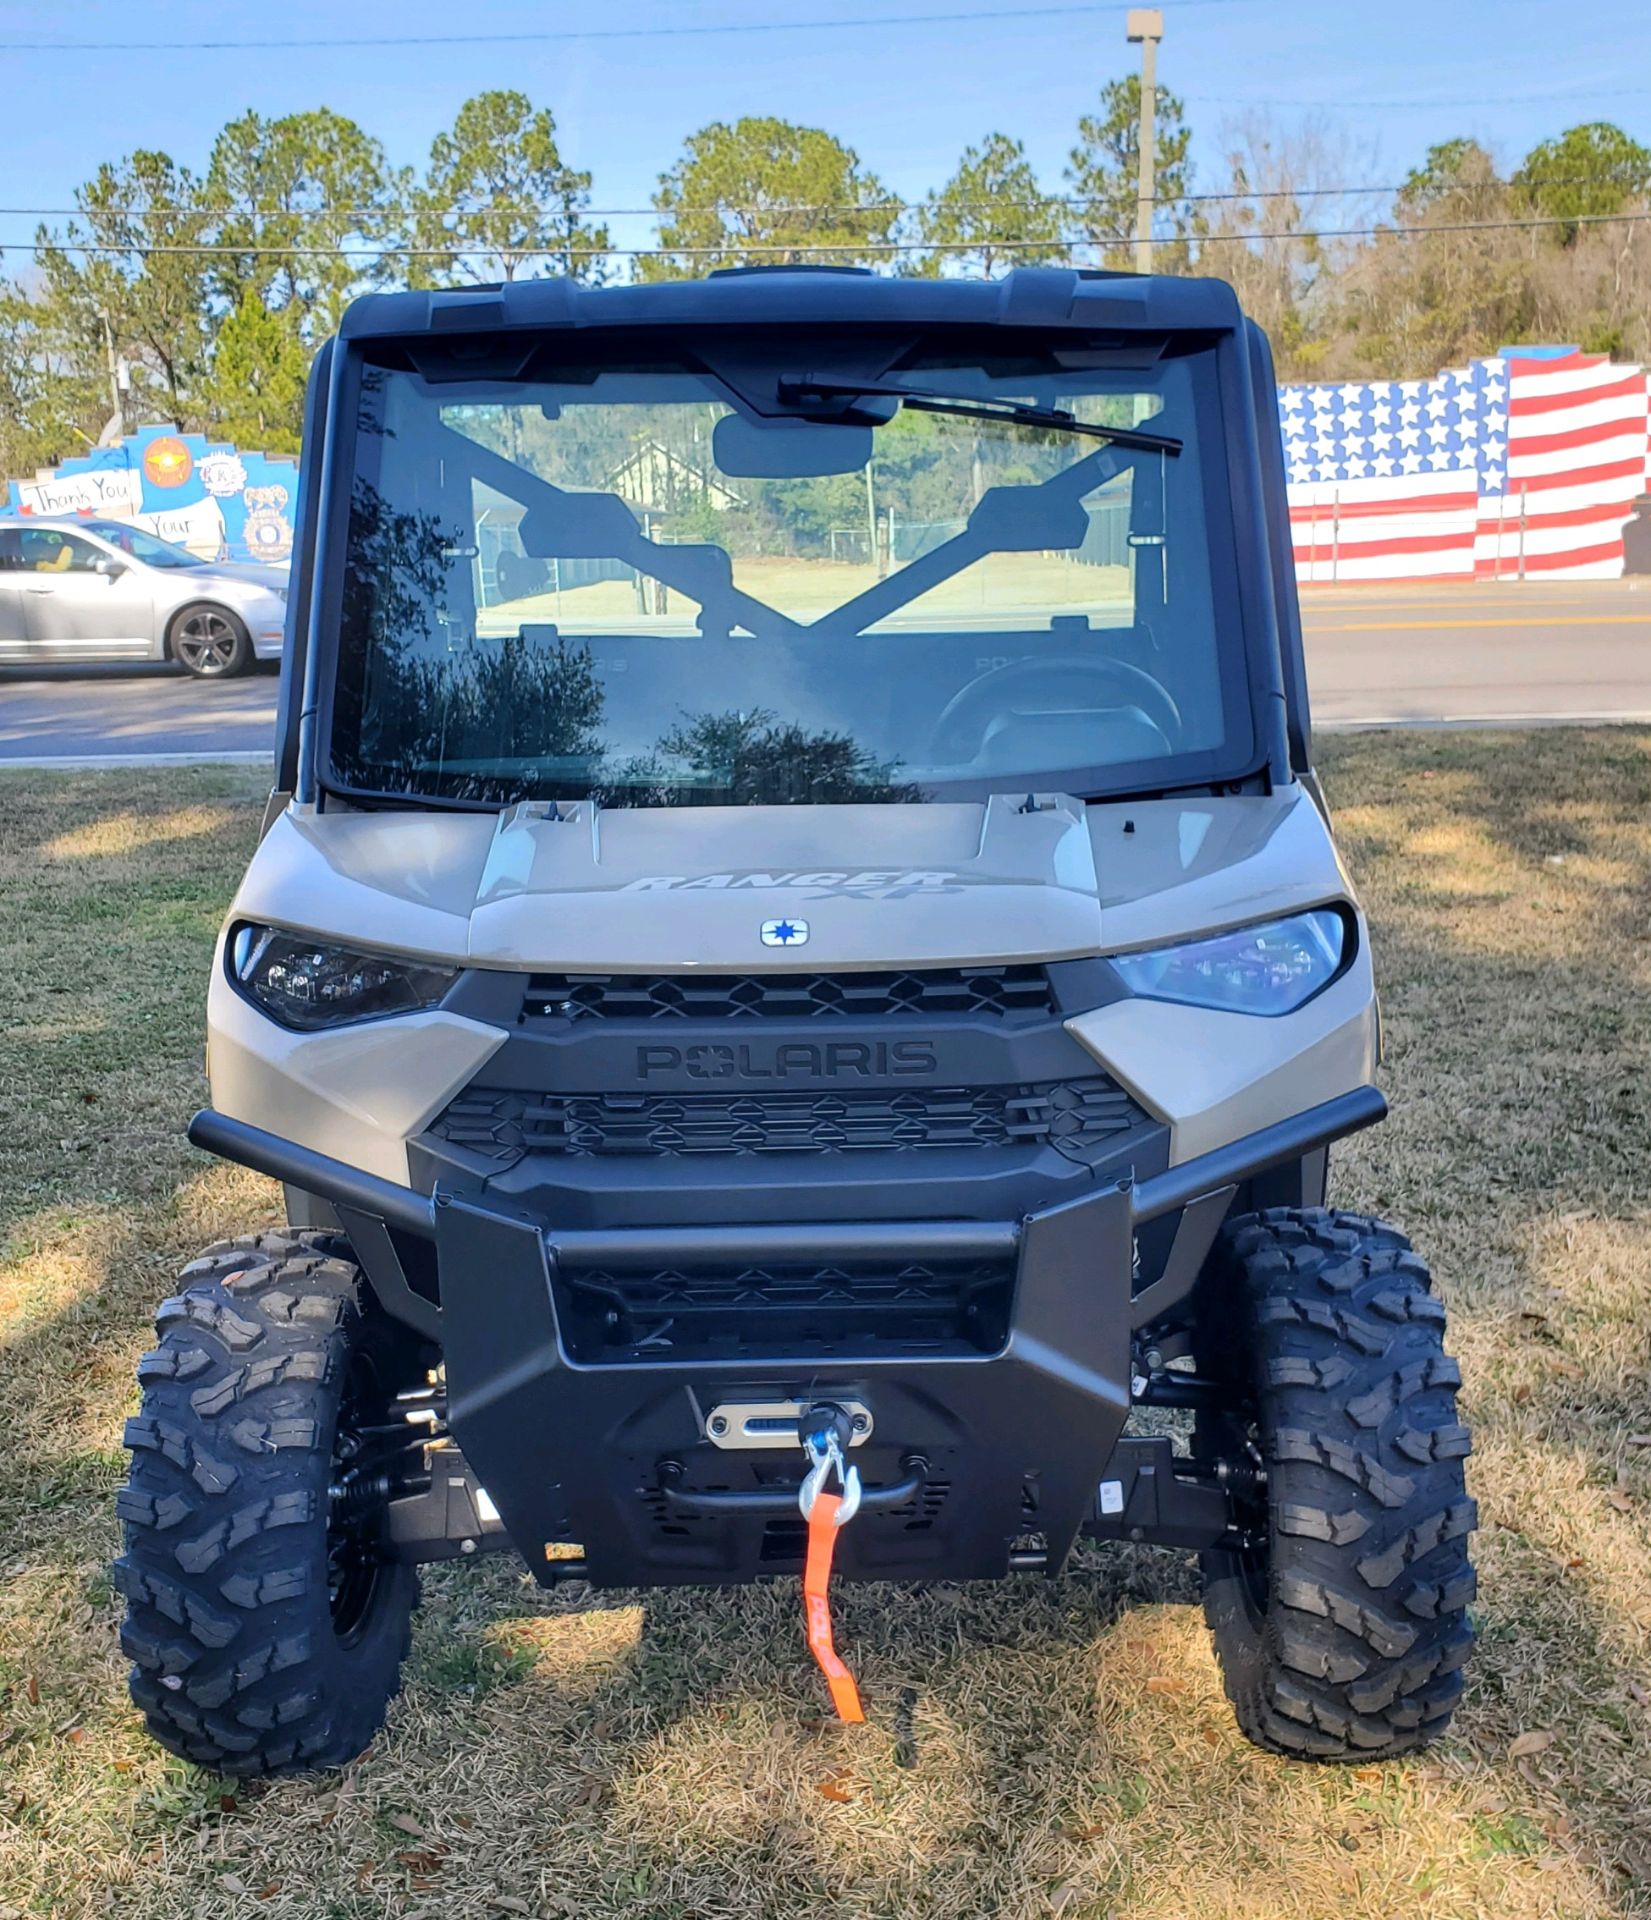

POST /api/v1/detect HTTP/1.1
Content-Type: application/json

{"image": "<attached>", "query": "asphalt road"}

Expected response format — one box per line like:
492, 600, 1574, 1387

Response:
0, 661, 281, 765
1299, 578, 1651, 727
2, 579, 1648, 765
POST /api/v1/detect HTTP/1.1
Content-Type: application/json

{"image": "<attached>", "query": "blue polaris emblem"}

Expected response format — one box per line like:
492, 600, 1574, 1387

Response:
761, 917, 809, 947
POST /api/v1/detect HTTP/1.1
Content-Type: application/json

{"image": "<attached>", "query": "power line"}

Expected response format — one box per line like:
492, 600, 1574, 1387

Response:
3, 174, 1632, 226
0, 0, 1267, 54
3, 207, 1649, 262
1190, 82, 1647, 110
0, 189, 1343, 222
1194, 208, 1651, 243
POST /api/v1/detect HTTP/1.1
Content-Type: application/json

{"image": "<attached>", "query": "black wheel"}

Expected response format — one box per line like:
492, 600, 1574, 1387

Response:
170, 603, 252, 677
116, 1231, 420, 1775
1197, 1208, 1476, 1760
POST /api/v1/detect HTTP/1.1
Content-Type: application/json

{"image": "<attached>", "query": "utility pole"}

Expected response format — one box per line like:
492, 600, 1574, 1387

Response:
98, 313, 127, 446
1127, 8, 1164, 274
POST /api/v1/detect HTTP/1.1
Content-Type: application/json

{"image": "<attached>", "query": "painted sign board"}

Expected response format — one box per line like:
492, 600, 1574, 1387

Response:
3, 424, 298, 565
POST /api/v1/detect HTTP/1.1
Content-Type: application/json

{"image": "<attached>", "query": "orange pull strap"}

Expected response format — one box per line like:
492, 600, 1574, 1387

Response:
803, 1491, 865, 1723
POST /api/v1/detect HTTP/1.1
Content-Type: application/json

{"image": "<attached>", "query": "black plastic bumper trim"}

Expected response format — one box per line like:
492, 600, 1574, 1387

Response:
189, 1083, 1386, 1273
1127, 1086, 1387, 1224
189, 1109, 439, 1240
551, 1219, 1017, 1267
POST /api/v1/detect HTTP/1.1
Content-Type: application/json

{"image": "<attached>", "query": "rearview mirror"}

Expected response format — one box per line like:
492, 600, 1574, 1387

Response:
712, 413, 873, 479
93, 554, 126, 578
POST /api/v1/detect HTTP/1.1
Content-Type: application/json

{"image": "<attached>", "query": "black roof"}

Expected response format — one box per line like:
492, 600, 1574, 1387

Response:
338, 264, 1243, 345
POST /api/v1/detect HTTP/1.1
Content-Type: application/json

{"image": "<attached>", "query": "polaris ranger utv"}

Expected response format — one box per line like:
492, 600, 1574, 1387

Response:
117, 266, 1475, 1774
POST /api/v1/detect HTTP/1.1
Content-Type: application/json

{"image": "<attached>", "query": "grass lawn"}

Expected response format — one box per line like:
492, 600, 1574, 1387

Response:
1, 732, 1649, 1920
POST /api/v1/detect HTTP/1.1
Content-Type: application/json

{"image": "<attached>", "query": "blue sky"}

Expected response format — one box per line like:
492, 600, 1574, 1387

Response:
1, 0, 1647, 272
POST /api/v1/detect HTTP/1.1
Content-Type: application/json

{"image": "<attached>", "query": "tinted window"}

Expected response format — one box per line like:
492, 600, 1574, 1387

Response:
330, 342, 1253, 807
88, 524, 204, 568
19, 530, 102, 574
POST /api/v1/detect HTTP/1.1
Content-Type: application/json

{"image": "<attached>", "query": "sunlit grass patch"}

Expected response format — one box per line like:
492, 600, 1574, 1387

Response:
40, 802, 244, 863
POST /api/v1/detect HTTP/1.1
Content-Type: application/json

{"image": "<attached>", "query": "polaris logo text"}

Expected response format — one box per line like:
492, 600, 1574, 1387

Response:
636, 1042, 939, 1080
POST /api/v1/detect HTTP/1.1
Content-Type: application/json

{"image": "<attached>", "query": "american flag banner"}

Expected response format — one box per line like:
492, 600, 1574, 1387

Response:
1280, 349, 1651, 583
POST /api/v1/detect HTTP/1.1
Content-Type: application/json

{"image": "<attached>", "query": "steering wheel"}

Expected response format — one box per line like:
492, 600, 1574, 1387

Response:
928, 654, 1184, 764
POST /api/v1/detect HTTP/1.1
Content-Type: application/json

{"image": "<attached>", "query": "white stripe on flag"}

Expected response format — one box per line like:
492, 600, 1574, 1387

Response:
1291, 508, 1478, 549
1482, 474, 1648, 516
1506, 431, 1649, 478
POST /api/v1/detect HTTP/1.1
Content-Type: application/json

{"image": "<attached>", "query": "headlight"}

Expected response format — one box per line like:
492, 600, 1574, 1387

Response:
1110, 909, 1348, 1017
230, 924, 459, 1031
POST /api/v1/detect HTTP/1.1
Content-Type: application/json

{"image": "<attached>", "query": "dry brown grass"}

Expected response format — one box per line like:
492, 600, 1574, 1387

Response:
1, 735, 1649, 1920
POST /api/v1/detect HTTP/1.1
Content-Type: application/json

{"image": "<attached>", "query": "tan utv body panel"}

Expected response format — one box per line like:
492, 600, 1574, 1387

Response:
1065, 957, 1376, 1164
207, 953, 505, 1185
209, 781, 1376, 1180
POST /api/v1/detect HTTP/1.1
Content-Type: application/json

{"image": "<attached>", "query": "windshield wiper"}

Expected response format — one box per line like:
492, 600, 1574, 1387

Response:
774, 376, 1182, 455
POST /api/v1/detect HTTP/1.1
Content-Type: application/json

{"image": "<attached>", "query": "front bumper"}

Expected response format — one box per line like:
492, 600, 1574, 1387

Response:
188, 1086, 1385, 1587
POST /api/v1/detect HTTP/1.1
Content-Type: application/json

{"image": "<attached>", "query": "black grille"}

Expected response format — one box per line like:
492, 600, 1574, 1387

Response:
522, 965, 1056, 1023
558, 1259, 1012, 1362
429, 1077, 1145, 1167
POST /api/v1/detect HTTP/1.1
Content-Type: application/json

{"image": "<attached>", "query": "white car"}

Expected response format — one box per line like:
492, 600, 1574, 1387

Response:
0, 518, 288, 677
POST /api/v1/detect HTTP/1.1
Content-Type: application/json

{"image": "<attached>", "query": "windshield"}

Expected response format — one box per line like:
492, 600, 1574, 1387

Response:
89, 523, 206, 568
329, 339, 1253, 807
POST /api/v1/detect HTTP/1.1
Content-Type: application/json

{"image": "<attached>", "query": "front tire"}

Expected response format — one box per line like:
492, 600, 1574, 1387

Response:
1198, 1208, 1476, 1760
170, 603, 252, 677
116, 1231, 419, 1775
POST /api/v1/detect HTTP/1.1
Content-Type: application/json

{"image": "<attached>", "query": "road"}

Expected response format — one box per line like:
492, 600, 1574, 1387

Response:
0, 662, 280, 765
1, 579, 1648, 765
1299, 578, 1651, 727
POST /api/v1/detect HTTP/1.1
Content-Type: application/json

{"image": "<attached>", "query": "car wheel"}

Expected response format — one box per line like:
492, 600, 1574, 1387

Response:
171, 604, 253, 678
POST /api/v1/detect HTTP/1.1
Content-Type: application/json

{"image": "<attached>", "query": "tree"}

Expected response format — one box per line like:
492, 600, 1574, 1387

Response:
1331, 123, 1651, 368
415, 91, 609, 284
641, 118, 897, 278
617, 708, 922, 807
201, 294, 311, 451
1399, 137, 1501, 213
32, 150, 215, 430
912, 133, 1065, 277
1324, 134, 1530, 376
1195, 115, 1384, 378
205, 109, 404, 339
0, 281, 103, 475
1515, 121, 1651, 232
1066, 75, 1194, 267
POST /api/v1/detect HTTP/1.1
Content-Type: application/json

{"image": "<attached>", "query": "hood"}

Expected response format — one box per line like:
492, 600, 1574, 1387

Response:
190, 561, 287, 591
232, 786, 1353, 973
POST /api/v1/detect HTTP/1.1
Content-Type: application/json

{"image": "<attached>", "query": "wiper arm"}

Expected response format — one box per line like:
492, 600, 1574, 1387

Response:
775, 376, 1182, 456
